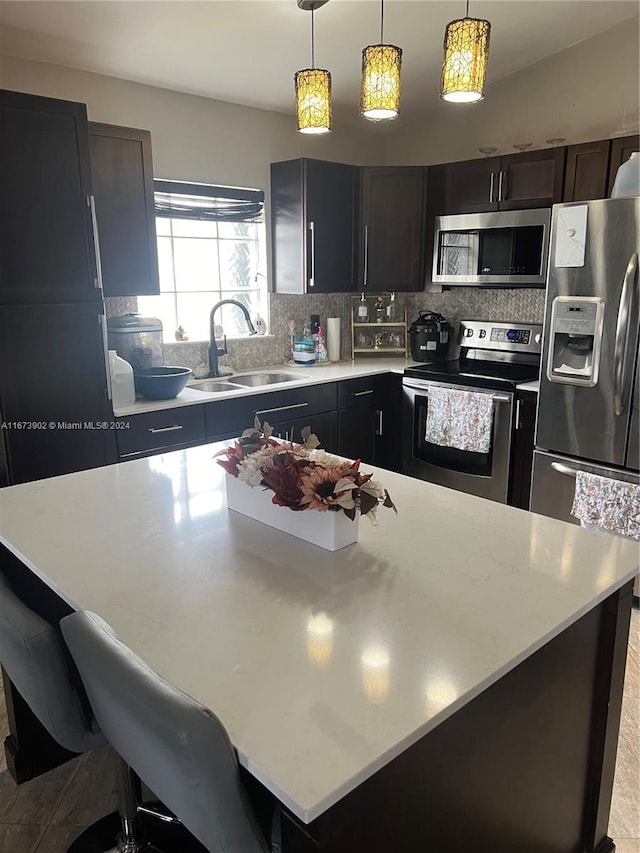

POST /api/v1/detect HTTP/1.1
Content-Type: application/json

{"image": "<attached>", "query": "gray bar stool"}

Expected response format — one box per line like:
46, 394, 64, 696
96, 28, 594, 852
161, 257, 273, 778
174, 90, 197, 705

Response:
0, 572, 170, 853
61, 610, 276, 853
0, 572, 106, 755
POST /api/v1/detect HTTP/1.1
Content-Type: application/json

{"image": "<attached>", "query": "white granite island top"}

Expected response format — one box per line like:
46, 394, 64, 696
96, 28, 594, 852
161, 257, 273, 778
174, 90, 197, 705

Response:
0, 446, 637, 823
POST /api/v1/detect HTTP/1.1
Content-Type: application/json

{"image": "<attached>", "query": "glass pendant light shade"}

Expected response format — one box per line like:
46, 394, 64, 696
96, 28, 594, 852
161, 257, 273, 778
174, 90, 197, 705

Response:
360, 44, 402, 121
295, 68, 332, 134
440, 16, 491, 103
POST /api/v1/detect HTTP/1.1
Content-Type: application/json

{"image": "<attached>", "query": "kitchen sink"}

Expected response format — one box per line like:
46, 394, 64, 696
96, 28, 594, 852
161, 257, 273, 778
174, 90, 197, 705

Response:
230, 372, 305, 386
189, 380, 239, 393
189, 372, 307, 393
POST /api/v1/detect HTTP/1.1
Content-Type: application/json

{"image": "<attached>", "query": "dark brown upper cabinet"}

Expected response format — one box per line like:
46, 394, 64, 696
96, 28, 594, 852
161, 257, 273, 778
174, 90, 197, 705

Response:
607, 134, 640, 195
88, 123, 160, 297
0, 89, 100, 305
444, 148, 566, 214
358, 167, 426, 292
563, 135, 639, 201
271, 158, 358, 293
563, 139, 611, 202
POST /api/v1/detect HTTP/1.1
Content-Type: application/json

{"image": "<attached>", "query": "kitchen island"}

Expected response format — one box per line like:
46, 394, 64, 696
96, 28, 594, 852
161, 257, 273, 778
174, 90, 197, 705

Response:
0, 444, 637, 852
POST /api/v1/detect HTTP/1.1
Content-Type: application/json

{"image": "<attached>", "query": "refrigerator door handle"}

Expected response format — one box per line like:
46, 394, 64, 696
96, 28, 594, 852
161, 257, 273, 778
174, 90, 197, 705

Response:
614, 251, 639, 416
551, 461, 578, 478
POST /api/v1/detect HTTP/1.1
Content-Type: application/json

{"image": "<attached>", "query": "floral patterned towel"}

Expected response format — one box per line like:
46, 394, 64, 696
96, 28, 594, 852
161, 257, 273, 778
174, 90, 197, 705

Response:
571, 471, 640, 541
425, 387, 494, 454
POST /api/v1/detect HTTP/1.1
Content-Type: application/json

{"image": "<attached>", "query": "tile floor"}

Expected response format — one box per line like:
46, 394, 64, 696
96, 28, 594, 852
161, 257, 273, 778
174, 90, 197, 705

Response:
0, 608, 638, 853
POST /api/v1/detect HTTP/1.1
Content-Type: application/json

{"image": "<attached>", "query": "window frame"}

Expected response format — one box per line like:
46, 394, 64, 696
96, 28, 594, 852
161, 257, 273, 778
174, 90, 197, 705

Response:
140, 180, 268, 343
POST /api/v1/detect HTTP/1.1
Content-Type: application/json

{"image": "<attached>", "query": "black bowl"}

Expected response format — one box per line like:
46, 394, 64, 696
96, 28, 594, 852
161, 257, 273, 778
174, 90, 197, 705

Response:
133, 366, 192, 400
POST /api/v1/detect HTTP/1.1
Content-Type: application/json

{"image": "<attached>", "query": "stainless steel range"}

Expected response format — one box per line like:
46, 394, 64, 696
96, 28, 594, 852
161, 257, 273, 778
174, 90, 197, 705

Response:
402, 320, 542, 503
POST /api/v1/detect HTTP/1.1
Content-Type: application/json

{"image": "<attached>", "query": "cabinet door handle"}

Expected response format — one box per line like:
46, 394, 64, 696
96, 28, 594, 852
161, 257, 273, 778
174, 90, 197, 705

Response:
515, 397, 521, 430
308, 220, 315, 288
376, 409, 383, 436
489, 172, 495, 203
87, 195, 104, 292
353, 389, 374, 397
498, 170, 505, 202
147, 425, 185, 434
255, 402, 309, 417
363, 224, 369, 288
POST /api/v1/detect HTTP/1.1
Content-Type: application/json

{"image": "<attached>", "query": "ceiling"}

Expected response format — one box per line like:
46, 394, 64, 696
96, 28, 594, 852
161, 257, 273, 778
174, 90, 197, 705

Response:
0, 0, 638, 127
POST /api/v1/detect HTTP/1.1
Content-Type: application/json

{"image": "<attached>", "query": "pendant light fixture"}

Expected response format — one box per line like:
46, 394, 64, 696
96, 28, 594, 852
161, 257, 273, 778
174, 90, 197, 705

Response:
295, 0, 332, 134
360, 0, 402, 121
440, 0, 491, 104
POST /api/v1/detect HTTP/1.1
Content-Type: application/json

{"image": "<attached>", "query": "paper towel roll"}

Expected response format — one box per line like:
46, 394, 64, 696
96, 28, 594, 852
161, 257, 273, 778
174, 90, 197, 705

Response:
327, 317, 341, 362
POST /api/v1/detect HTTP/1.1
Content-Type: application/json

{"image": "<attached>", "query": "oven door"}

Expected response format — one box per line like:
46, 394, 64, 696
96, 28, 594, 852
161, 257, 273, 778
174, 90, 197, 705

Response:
402, 378, 514, 503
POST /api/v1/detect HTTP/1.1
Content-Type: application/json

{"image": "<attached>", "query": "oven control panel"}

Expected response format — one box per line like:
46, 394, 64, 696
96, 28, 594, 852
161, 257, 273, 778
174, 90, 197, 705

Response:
490, 328, 530, 345
460, 321, 542, 354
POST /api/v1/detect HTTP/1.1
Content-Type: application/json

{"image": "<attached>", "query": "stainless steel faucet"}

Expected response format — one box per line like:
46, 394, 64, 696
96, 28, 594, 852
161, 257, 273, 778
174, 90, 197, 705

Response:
208, 299, 257, 377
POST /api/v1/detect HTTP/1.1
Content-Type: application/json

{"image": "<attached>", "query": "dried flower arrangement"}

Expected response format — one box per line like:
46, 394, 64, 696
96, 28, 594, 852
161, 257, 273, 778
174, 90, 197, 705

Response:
216, 420, 396, 524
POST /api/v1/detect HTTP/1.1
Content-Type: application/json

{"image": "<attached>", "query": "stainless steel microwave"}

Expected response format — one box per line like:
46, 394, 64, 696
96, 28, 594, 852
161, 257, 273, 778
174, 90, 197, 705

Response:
432, 208, 551, 287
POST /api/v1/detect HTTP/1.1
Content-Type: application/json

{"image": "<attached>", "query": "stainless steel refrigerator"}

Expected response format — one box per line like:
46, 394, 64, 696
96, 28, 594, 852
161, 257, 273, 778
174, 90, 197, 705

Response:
531, 197, 639, 590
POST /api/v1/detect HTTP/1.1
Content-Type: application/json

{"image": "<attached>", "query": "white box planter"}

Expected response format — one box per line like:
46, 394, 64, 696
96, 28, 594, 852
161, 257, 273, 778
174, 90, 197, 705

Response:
225, 474, 358, 551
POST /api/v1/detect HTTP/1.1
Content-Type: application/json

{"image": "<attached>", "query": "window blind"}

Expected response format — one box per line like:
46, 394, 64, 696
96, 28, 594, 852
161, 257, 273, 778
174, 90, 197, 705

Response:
154, 180, 264, 223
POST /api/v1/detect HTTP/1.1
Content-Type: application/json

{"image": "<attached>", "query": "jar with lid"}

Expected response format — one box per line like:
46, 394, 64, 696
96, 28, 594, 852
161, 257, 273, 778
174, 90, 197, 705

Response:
374, 296, 386, 323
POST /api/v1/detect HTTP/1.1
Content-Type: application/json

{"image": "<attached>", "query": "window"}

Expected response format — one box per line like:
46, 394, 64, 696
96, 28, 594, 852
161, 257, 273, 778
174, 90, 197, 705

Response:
138, 181, 267, 342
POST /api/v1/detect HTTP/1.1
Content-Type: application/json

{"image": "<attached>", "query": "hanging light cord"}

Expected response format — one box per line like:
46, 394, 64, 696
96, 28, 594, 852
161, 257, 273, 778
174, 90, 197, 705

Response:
465, 0, 470, 17
380, 0, 384, 44
311, 7, 315, 68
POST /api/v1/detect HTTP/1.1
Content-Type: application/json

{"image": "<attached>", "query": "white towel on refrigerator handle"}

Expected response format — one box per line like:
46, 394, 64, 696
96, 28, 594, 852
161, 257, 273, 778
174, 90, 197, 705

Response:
571, 470, 640, 542
425, 387, 494, 454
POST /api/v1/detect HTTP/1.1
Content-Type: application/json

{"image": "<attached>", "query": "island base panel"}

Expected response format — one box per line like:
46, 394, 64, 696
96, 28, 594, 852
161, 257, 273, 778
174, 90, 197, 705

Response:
281, 585, 632, 853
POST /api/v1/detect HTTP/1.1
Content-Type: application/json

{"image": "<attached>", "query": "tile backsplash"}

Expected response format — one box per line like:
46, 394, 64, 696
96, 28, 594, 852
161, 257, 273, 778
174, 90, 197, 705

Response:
105, 287, 546, 373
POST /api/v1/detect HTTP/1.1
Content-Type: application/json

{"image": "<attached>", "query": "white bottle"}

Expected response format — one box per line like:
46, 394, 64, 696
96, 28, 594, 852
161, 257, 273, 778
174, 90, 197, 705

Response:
610, 152, 640, 198
109, 350, 135, 408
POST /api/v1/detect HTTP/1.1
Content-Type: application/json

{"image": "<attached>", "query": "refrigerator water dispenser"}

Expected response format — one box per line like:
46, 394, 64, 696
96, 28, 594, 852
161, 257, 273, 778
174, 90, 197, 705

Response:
547, 297, 604, 386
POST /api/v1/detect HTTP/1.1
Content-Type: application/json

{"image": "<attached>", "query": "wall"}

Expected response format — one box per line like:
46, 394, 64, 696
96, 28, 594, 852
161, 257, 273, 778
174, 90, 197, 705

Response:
380, 18, 640, 166
0, 54, 379, 188
2, 25, 630, 371
1, 54, 378, 366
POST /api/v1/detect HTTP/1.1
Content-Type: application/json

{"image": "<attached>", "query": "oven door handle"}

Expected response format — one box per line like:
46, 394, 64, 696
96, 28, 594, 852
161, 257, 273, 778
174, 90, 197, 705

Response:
551, 461, 578, 478
403, 381, 510, 404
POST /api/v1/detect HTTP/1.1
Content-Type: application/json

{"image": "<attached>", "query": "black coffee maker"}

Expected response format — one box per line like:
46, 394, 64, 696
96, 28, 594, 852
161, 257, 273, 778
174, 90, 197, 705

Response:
409, 311, 452, 362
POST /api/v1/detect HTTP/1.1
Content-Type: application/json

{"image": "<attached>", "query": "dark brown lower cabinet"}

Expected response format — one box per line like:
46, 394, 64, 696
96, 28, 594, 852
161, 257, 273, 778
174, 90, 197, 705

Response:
509, 390, 538, 510
205, 384, 338, 442
337, 377, 378, 464
337, 373, 403, 471
115, 405, 206, 460
0, 304, 117, 484
271, 411, 337, 452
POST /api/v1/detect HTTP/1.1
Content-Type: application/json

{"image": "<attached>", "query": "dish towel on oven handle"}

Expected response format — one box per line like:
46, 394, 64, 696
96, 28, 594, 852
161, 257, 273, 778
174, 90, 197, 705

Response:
571, 470, 640, 541
425, 387, 494, 454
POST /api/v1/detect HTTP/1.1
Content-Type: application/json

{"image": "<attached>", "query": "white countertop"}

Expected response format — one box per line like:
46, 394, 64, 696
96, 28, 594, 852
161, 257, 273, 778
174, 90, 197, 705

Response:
115, 358, 416, 417
0, 447, 636, 822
